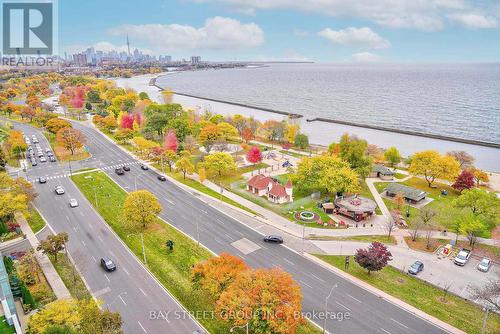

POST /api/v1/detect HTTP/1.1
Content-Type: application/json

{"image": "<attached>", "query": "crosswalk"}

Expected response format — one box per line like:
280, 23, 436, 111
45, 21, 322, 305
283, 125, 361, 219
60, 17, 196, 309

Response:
28, 160, 141, 183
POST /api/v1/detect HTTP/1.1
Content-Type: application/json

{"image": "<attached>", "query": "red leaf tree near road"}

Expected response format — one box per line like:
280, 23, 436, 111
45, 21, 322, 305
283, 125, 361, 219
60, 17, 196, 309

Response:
354, 242, 392, 274
246, 146, 262, 164
164, 130, 178, 152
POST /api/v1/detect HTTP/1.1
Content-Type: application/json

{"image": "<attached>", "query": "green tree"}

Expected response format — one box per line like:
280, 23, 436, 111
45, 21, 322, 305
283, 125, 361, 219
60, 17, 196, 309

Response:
204, 152, 236, 178
85, 102, 92, 111
458, 214, 488, 248
166, 117, 191, 142
339, 133, 372, 178
138, 92, 150, 100
294, 133, 309, 149
123, 190, 162, 229
384, 146, 401, 168
37, 233, 69, 262
454, 188, 499, 223
86, 89, 101, 103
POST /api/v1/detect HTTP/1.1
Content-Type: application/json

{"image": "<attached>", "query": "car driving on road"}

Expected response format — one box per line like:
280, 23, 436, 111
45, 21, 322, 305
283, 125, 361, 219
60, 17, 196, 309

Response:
263, 235, 284, 244
69, 199, 79, 208
140, 164, 149, 170
39, 177, 47, 184
55, 186, 65, 195
115, 167, 125, 175
40, 156, 47, 163
123, 165, 130, 171
50, 156, 56, 162
158, 175, 166, 181
101, 257, 116, 271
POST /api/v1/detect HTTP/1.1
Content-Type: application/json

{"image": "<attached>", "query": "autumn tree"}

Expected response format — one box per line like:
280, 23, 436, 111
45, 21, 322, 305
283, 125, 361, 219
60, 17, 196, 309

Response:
191, 252, 248, 298
393, 192, 405, 210
26, 299, 80, 334
231, 114, 247, 138
452, 169, 475, 192
409, 150, 460, 187
242, 127, 253, 143
56, 127, 85, 155
285, 123, 299, 143
294, 133, 309, 149
6, 130, 27, 157
217, 122, 238, 140
354, 242, 392, 274
204, 152, 236, 178
198, 166, 206, 183
163, 130, 178, 152
199, 123, 222, 153
20, 106, 36, 121
123, 190, 162, 229
469, 167, 489, 186
131, 136, 159, 156
246, 146, 262, 165
37, 233, 69, 262
446, 150, 475, 169
216, 268, 303, 334
162, 149, 177, 172
46, 118, 71, 134
384, 146, 401, 168
175, 154, 195, 180
338, 133, 372, 178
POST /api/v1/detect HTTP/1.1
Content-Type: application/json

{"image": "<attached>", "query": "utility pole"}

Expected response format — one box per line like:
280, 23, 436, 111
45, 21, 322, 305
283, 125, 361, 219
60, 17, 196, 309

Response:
481, 308, 489, 334
323, 284, 337, 333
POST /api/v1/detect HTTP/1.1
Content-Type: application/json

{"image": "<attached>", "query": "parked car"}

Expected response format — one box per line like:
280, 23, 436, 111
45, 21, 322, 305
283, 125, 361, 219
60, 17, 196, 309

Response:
40, 156, 47, 163
408, 261, 424, 275
31, 159, 37, 166
158, 175, 166, 181
46, 151, 53, 156
100, 257, 116, 271
115, 167, 125, 175
37, 151, 44, 158
123, 165, 130, 171
140, 164, 149, 170
50, 156, 56, 162
38, 177, 47, 184
69, 199, 78, 208
55, 186, 65, 195
454, 249, 471, 266
263, 235, 284, 244
477, 258, 492, 272
282, 160, 293, 168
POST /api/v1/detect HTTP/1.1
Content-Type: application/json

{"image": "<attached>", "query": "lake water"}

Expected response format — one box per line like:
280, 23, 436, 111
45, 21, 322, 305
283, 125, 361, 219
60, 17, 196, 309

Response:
157, 63, 500, 145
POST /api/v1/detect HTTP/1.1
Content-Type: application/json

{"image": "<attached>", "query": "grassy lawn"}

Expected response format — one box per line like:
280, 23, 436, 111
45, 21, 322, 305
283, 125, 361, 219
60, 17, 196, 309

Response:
279, 150, 308, 158
0, 316, 14, 334
238, 162, 269, 175
314, 255, 500, 334
404, 237, 500, 259
48, 253, 92, 301
25, 207, 45, 233
308, 235, 397, 244
394, 173, 407, 179
43, 131, 90, 162
71, 171, 318, 334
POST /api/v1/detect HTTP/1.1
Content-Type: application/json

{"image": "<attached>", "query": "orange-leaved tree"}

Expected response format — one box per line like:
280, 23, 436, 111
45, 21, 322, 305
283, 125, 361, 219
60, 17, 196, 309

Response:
56, 127, 85, 155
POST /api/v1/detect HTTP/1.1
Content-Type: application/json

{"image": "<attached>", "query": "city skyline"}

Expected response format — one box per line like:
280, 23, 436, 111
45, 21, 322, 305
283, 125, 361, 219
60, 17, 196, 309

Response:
60, 0, 500, 63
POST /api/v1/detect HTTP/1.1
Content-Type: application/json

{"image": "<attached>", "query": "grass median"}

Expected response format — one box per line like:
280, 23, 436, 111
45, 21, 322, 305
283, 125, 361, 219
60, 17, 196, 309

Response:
314, 255, 500, 334
71, 171, 320, 334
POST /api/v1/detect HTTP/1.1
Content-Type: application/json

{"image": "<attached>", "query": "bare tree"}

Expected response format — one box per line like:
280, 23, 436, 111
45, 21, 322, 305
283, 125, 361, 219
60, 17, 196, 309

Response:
408, 221, 423, 242
385, 212, 398, 240
447, 150, 475, 169
417, 208, 437, 249
469, 278, 500, 312
441, 281, 454, 303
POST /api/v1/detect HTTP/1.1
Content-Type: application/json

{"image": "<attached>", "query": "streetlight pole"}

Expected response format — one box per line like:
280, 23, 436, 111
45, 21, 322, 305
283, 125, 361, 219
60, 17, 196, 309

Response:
128, 233, 147, 266
481, 308, 490, 334
323, 284, 337, 333
301, 223, 306, 254
196, 221, 200, 246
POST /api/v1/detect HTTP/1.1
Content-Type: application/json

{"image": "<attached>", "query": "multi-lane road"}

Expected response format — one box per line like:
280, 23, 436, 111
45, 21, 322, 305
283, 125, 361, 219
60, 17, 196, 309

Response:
8, 118, 453, 334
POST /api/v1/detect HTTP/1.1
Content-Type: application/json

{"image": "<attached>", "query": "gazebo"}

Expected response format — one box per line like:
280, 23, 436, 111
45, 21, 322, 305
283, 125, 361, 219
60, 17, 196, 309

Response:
334, 195, 377, 222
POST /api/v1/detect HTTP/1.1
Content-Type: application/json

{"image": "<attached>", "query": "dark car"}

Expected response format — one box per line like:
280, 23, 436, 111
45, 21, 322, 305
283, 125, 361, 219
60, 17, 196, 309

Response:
158, 175, 166, 181
50, 156, 56, 162
115, 167, 125, 175
140, 164, 149, 170
263, 235, 284, 244
282, 161, 293, 168
38, 177, 47, 184
408, 261, 424, 275
100, 257, 116, 272
123, 165, 130, 171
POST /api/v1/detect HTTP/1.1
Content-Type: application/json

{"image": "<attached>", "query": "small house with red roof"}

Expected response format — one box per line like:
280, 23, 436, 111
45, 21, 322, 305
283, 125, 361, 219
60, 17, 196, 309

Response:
246, 174, 293, 204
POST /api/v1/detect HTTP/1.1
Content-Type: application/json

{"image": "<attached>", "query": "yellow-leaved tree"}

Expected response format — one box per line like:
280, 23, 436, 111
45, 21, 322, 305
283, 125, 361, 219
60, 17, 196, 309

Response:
123, 190, 162, 229
409, 150, 460, 187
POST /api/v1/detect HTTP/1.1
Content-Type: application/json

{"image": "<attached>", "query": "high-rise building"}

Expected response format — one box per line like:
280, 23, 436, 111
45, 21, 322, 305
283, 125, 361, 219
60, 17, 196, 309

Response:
72, 53, 87, 66
191, 56, 201, 65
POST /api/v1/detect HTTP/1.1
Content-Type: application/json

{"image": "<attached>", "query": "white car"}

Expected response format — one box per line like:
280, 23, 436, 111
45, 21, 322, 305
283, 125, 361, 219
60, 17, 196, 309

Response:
477, 258, 492, 272
454, 249, 471, 266
69, 199, 78, 208
55, 186, 65, 195
40, 156, 47, 162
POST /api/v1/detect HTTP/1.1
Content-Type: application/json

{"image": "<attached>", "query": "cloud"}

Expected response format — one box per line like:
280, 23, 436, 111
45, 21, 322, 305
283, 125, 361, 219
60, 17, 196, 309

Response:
293, 29, 309, 37
318, 27, 390, 49
193, 0, 498, 31
108, 17, 264, 51
448, 13, 497, 28
351, 52, 384, 63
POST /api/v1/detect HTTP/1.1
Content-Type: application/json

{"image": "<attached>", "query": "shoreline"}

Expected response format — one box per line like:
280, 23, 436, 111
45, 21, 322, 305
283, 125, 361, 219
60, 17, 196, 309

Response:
113, 73, 500, 173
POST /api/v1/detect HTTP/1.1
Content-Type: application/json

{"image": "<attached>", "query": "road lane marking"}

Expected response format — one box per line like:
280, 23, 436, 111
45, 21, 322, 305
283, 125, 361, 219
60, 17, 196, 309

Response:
380, 328, 392, 334
72, 226, 77, 232
346, 293, 362, 303
97, 235, 103, 242
216, 219, 225, 225
138, 321, 147, 333
109, 250, 115, 257
119, 294, 127, 306
104, 274, 110, 282
300, 280, 313, 289
335, 301, 351, 311
123, 267, 130, 276
390, 318, 408, 329
311, 273, 325, 283
91, 256, 96, 262
81, 240, 86, 247
139, 288, 147, 296
284, 258, 295, 266
166, 199, 174, 205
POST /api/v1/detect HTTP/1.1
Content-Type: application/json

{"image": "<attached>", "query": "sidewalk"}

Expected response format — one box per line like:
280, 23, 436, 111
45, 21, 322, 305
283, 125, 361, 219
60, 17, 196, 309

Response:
15, 213, 72, 300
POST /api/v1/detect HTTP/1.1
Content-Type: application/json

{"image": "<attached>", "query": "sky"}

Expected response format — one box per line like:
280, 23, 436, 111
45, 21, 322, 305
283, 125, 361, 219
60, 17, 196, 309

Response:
60, 0, 500, 63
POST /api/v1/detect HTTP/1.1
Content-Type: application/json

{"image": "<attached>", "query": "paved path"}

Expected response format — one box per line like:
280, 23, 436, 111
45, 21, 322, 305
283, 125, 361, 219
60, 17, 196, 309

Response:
16, 213, 72, 300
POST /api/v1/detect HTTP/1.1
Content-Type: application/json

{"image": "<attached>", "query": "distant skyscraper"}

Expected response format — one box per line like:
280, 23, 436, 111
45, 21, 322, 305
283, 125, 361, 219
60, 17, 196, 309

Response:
126, 34, 131, 56
72, 53, 87, 66
191, 56, 201, 65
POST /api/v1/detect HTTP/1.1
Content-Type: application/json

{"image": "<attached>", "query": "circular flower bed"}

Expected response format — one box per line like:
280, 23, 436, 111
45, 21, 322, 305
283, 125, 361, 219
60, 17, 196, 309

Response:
294, 211, 320, 222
